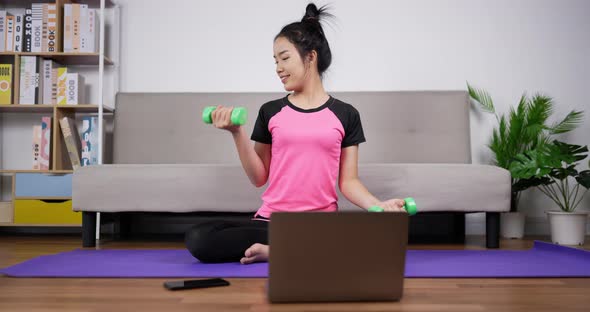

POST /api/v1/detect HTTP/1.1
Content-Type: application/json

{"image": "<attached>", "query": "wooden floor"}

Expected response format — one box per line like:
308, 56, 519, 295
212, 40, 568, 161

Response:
1, 234, 589, 312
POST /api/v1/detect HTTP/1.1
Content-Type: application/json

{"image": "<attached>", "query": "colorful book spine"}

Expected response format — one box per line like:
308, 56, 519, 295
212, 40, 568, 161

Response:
46, 4, 57, 52
80, 116, 98, 166
86, 9, 98, 53
63, 4, 72, 52
0, 64, 12, 104
41, 4, 48, 52
14, 14, 23, 52
72, 4, 80, 52
59, 117, 81, 170
19, 56, 37, 105
32, 125, 42, 170
5, 15, 14, 52
66, 73, 84, 104
23, 9, 32, 52
40, 116, 52, 170
31, 4, 43, 53
51, 67, 58, 104
57, 67, 67, 104
79, 5, 88, 52
42, 59, 58, 104
34, 57, 43, 104
0, 11, 6, 52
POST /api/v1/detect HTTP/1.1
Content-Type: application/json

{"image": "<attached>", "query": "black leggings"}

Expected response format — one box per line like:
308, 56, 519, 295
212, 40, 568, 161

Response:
184, 218, 269, 263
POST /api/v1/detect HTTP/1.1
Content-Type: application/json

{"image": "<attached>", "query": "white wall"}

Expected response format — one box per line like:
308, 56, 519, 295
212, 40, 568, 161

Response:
117, 0, 590, 234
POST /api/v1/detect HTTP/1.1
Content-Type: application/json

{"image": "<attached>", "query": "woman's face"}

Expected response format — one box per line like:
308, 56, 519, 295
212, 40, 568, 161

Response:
273, 36, 309, 92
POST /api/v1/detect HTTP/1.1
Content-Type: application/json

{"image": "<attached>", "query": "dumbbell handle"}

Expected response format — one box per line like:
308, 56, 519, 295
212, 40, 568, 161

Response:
368, 197, 417, 215
202, 106, 247, 126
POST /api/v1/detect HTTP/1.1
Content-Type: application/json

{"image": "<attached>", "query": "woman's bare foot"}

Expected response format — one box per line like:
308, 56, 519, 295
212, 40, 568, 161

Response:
240, 243, 269, 265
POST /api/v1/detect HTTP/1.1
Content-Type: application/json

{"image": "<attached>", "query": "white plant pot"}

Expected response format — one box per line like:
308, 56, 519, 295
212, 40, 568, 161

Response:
546, 210, 588, 246
500, 212, 526, 239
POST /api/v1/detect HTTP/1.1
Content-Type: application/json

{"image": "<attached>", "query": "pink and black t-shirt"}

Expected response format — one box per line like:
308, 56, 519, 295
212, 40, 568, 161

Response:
251, 95, 366, 219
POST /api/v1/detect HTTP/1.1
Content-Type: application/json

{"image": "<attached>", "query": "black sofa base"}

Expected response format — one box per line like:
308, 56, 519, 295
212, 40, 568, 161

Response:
82, 211, 500, 248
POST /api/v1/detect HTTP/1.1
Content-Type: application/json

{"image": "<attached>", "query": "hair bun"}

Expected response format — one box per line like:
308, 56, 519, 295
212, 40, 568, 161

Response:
302, 3, 320, 22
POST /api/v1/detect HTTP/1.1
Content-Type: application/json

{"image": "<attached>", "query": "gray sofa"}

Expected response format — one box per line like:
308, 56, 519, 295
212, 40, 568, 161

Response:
72, 91, 510, 248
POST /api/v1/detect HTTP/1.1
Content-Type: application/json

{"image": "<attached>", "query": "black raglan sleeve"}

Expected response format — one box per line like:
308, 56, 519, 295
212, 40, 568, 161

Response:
330, 100, 366, 148
341, 105, 366, 147
250, 99, 285, 144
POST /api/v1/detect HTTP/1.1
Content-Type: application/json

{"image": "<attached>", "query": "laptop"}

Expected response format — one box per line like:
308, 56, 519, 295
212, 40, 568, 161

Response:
268, 211, 408, 303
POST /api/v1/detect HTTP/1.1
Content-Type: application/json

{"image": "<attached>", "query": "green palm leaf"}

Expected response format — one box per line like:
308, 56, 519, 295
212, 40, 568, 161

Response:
526, 94, 554, 125
490, 116, 508, 167
524, 94, 553, 145
549, 110, 584, 134
467, 82, 495, 113
506, 101, 527, 162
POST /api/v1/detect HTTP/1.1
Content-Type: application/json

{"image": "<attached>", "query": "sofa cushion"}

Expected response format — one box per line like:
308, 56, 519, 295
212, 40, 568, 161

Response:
73, 164, 264, 213
73, 164, 509, 213
113, 91, 470, 165
339, 164, 510, 213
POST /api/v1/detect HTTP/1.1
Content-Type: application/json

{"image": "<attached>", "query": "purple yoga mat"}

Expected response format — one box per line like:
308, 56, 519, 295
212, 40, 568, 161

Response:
2, 241, 589, 278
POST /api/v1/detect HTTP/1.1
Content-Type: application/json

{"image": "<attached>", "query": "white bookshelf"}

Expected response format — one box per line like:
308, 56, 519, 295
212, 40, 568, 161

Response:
0, 0, 120, 228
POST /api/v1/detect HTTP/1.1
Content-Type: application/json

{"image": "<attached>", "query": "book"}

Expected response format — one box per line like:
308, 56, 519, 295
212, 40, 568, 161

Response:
5, 15, 14, 52
80, 116, 98, 166
42, 59, 58, 104
14, 14, 23, 52
19, 56, 37, 105
40, 116, 52, 170
51, 67, 58, 104
0, 11, 7, 52
31, 4, 43, 53
57, 67, 67, 104
85, 9, 98, 53
23, 9, 32, 52
35, 57, 43, 104
66, 73, 84, 104
32, 125, 42, 170
63, 4, 72, 52
72, 4, 80, 52
79, 5, 88, 52
0, 64, 12, 104
41, 4, 48, 52
46, 4, 57, 52
59, 117, 82, 170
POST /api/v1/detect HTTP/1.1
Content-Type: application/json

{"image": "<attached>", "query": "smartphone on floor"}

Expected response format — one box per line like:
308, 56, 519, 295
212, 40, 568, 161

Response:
163, 278, 230, 291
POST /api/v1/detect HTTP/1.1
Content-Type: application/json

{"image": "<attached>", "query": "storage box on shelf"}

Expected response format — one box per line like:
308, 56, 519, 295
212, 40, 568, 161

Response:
14, 199, 79, 225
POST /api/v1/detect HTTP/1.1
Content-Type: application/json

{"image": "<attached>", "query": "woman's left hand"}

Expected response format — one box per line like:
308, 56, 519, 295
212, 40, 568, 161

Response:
375, 198, 406, 212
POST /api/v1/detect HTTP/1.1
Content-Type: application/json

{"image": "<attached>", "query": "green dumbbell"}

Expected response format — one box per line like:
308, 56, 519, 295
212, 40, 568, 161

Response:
202, 106, 248, 126
368, 197, 417, 215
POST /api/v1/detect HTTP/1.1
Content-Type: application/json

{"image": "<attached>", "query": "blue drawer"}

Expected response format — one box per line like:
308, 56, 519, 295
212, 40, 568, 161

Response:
15, 173, 72, 197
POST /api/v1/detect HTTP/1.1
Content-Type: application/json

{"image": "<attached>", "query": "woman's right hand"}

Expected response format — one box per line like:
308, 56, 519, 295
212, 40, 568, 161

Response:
210, 105, 241, 133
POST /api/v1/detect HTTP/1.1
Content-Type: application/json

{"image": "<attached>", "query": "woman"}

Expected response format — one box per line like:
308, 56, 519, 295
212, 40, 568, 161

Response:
185, 3, 406, 265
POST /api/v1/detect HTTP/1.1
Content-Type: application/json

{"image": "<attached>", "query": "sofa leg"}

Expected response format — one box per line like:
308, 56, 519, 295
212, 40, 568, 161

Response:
82, 212, 97, 248
486, 212, 500, 249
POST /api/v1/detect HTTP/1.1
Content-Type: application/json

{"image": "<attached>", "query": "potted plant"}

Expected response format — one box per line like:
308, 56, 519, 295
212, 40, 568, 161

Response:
509, 140, 590, 245
467, 82, 583, 238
